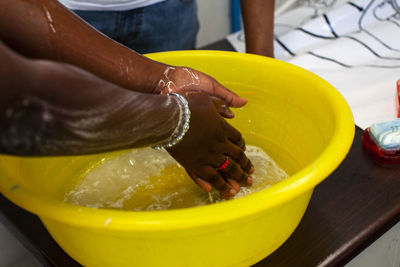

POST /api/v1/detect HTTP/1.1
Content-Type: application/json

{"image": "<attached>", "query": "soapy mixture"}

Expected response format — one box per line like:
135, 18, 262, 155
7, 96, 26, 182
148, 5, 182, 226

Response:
64, 145, 288, 210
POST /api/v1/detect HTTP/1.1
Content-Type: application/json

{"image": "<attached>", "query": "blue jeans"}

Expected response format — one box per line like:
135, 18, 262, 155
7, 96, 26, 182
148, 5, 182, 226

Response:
74, 0, 199, 54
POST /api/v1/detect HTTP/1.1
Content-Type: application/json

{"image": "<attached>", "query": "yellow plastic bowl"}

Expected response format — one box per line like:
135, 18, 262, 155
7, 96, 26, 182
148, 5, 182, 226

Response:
0, 51, 354, 266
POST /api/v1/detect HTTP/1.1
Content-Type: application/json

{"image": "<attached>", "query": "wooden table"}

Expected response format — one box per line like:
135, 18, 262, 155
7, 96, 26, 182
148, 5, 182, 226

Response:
1, 40, 400, 267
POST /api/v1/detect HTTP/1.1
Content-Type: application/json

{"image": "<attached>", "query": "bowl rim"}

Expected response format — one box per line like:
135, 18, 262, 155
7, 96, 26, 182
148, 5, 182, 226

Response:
0, 51, 355, 231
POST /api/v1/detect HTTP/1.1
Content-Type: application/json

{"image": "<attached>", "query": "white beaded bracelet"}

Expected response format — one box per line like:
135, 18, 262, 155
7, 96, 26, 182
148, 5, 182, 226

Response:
152, 93, 191, 149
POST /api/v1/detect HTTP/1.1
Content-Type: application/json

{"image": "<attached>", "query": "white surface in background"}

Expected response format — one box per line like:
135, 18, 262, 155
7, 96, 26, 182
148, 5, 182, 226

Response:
227, 0, 400, 129
196, 0, 230, 48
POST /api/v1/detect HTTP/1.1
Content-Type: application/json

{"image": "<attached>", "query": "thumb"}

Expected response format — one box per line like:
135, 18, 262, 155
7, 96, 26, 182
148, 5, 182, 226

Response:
211, 80, 247, 108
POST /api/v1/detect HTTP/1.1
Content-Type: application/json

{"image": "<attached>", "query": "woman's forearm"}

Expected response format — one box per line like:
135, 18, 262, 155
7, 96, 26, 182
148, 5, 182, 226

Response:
0, 0, 166, 94
0, 43, 180, 156
241, 0, 275, 58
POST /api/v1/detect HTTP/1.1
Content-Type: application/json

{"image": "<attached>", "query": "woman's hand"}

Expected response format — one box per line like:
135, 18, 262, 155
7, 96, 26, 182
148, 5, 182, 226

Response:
155, 66, 247, 118
166, 91, 253, 199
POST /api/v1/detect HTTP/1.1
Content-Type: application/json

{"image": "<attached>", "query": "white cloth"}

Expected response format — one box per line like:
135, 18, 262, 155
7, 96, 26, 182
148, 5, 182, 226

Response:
227, 0, 400, 129
58, 0, 165, 11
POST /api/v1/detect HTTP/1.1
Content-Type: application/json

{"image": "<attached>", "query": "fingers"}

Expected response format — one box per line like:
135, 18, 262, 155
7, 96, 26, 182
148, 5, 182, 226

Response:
222, 120, 246, 150
211, 97, 234, 118
199, 166, 237, 199
219, 114, 253, 175
227, 145, 254, 175
188, 150, 253, 199
217, 157, 252, 186
188, 168, 239, 196
186, 170, 212, 192
211, 79, 247, 108
227, 178, 241, 193
196, 177, 213, 193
